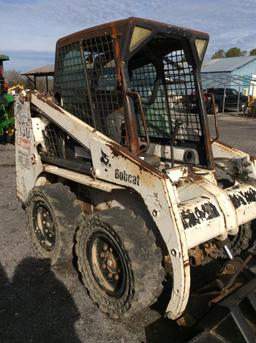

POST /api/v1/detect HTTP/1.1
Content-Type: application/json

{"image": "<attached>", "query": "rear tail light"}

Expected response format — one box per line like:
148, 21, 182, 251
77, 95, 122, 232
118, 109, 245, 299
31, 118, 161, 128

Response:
0, 65, 3, 79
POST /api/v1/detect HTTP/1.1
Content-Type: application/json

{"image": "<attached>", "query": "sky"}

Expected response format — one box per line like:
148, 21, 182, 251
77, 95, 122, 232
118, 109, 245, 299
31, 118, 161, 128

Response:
1, 0, 256, 72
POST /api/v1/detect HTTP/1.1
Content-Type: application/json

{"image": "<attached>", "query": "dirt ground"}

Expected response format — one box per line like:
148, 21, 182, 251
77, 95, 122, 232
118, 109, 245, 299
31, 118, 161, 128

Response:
1, 113, 256, 343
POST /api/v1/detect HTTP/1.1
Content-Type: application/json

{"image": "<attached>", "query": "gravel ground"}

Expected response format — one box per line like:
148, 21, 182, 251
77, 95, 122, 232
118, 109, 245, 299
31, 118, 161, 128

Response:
0, 113, 256, 343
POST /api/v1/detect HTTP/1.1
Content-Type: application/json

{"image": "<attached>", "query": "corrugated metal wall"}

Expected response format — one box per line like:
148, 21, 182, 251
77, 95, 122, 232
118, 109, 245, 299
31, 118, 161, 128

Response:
201, 59, 256, 93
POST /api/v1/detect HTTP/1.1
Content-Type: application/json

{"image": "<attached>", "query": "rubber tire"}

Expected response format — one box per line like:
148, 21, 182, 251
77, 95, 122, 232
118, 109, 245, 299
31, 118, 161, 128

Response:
75, 207, 164, 319
26, 183, 82, 266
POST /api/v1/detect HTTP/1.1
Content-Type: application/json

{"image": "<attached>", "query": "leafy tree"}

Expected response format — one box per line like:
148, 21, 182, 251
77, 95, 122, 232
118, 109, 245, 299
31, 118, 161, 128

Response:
225, 47, 246, 57
3, 70, 53, 93
250, 48, 256, 56
4, 69, 25, 86
211, 49, 225, 59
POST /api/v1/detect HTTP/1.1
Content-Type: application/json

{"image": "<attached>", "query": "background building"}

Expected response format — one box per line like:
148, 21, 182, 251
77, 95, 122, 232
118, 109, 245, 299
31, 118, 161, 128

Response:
201, 56, 256, 96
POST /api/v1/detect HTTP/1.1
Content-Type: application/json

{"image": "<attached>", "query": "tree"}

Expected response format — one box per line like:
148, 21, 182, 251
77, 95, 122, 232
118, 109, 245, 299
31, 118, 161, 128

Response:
4, 69, 33, 89
3, 69, 53, 93
4, 70, 25, 87
225, 47, 246, 57
250, 48, 256, 56
211, 49, 225, 59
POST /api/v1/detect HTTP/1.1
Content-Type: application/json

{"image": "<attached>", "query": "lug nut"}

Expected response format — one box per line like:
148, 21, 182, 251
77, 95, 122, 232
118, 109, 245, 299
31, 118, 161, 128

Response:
108, 273, 113, 279
107, 259, 113, 267
100, 252, 105, 258
114, 274, 119, 281
103, 244, 108, 251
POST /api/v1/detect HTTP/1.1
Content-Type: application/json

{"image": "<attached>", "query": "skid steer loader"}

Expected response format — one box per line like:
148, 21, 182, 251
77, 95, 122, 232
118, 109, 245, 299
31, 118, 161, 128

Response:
15, 18, 256, 337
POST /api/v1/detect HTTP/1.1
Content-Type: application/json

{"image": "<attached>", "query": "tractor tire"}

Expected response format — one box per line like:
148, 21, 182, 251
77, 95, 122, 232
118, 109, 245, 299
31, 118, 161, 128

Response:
75, 207, 164, 319
26, 183, 82, 266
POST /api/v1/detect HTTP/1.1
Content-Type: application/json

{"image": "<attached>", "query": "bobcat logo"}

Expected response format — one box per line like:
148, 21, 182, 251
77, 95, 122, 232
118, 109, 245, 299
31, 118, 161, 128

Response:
100, 150, 111, 171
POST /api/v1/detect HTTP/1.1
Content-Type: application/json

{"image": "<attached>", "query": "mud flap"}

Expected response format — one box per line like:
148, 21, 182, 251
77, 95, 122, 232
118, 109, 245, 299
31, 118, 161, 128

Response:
189, 277, 256, 343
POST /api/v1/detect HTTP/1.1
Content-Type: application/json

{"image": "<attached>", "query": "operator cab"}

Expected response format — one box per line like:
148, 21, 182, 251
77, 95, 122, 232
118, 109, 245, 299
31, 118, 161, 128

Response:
53, 18, 213, 170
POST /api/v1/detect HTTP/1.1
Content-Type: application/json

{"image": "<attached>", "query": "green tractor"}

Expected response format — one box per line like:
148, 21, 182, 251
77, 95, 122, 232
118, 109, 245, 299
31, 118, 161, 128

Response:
0, 54, 15, 143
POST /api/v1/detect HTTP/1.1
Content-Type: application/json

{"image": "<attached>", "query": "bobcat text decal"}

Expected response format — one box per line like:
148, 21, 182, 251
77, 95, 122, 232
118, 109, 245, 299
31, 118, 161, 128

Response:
115, 169, 140, 186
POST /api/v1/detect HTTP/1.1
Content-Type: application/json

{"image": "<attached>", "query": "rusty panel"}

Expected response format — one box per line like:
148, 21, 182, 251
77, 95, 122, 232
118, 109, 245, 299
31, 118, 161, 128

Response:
56, 17, 209, 49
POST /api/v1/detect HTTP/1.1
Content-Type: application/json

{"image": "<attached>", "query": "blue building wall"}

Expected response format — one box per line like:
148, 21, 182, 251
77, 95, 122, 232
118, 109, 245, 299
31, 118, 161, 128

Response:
232, 58, 256, 78
231, 59, 256, 92
201, 59, 256, 93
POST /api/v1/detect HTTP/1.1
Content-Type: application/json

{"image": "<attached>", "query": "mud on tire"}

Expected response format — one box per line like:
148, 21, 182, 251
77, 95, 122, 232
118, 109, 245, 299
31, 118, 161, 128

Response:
26, 183, 82, 266
75, 207, 165, 319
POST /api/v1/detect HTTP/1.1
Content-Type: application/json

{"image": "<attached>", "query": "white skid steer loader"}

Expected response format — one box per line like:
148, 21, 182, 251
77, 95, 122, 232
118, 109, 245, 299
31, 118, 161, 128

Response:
15, 17, 256, 340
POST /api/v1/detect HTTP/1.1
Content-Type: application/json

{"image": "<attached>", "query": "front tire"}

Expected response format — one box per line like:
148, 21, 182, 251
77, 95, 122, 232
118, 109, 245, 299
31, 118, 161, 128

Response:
26, 183, 82, 266
75, 208, 164, 319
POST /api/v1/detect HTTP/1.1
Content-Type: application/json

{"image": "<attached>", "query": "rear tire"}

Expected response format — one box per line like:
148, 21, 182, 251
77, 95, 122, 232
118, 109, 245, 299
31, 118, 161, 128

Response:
26, 183, 82, 266
75, 207, 164, 319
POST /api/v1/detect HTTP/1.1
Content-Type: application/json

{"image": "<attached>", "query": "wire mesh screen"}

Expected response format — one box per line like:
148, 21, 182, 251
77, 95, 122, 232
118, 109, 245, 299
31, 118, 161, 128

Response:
43, 123, 65, 158
130, 49, 202, 142
82, 35, 124, 141
55, 43, 93, 126
55, 36, 124, 143
131, 63, 169, 138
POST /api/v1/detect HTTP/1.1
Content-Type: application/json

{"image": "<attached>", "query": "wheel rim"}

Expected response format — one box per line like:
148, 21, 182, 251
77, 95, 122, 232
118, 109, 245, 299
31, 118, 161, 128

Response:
32, 201, 56, 251
87, 230, 129, 298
